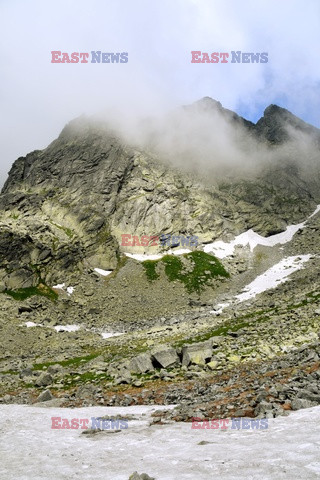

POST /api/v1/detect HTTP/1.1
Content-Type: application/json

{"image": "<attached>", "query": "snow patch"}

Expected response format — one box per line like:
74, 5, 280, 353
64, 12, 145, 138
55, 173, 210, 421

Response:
94, 268, 113, 276
23, 321, 42, 328
309, 204, 320, 218
21, 322, 80, 333
210, 303, 230, 315
235, 255, 311, 303
54, 325, 80, 333
52, 283, 74, 296
124, 252, 164, 261
171, 248, 192, 256
204, 204, 320, 259
1, 404, 320, 479
204, 224, 305, 258
101, 332, 124, 339
124, 248, 191, 262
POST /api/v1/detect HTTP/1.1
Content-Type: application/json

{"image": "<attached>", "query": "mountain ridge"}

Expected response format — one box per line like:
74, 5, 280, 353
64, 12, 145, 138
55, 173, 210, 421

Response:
1, 98, 319, 291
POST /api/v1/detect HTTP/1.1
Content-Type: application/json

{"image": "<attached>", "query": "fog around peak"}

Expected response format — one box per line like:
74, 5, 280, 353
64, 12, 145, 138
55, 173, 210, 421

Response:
93, 97, 320, 182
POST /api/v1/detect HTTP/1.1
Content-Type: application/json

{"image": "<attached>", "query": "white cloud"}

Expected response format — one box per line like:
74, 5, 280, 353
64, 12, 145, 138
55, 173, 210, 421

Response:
0, 0, 319, 185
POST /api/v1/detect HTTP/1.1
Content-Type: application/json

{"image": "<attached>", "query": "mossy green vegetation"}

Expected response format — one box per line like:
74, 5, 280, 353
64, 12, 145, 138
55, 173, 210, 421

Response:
142, 260, 160, 281
64, 372, 112, 388
4, 284, 58, 301
142, 251, 229, 293
33, 353, 100, 371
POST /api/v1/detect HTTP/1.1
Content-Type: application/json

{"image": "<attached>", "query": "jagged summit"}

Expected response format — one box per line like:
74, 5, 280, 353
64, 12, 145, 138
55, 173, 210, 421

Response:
256, 104, 320, 144
186, 98, 320, 144
263, 104, 287, 116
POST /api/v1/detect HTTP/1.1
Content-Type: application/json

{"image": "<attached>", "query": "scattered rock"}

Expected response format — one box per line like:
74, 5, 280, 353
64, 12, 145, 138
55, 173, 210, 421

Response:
36, 389, 53, 402
207, 360, 219, 370
129, 353, 154, 374
129, 473, 155, 480
76, 384, 96, 400
182, 340, 213, 366
151, 347, 180, 369
291, 398, 317, 410
82, 429, 121, 435
34, 372, 53, 387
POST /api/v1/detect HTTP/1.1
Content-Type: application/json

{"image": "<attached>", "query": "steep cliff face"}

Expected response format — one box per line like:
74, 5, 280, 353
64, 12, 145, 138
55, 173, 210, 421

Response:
0, 99, 319, 290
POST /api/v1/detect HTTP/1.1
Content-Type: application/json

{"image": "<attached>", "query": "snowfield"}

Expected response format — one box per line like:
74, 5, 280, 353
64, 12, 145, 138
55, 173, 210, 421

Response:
204, 204, 320, 259
235, 255, 312, 303
210, 255, 312, 315
1, 404, 320, 479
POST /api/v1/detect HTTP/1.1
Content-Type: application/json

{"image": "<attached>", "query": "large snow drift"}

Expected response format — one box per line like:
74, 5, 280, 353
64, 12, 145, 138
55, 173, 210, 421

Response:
1, 404, 320, 479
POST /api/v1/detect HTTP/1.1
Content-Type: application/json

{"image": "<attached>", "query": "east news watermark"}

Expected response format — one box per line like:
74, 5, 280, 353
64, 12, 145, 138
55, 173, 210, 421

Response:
51, 51, 128, 63
121, 233, 199, 247
191, 51, 268, 63
51, 416, 129, 430
192, 417, 268, 429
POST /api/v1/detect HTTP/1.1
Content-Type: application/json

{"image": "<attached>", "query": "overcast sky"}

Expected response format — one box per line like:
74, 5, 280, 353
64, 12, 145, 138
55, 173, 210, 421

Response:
0, 0, 320, 185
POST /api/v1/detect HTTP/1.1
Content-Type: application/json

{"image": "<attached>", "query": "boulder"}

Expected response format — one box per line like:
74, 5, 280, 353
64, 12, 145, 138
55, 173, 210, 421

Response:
129, 473, 155, 480
254, 400, 274, 416
182, 340, 213, 366
34, 372, 53, 387
76, 384, 96, 400
36, 389, 53, 402
212, 336, 224, 347
114, 370, 132, 385
19, 367, 33, 378
207, 360, 219, 370
228, 354, 241, 363
47, 364, 65, 375
129, 353, 154, 374
151, 347, 180, 369
33, 398, 68, 408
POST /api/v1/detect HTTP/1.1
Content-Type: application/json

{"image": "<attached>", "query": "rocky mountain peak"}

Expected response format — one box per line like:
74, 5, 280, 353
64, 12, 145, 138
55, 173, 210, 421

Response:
256, 103, 320, 144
